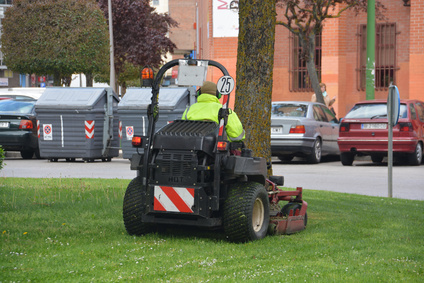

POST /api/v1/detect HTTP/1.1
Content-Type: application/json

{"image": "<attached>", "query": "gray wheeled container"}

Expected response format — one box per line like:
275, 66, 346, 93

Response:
35, 87, 120, 162
117, 87, 195, 159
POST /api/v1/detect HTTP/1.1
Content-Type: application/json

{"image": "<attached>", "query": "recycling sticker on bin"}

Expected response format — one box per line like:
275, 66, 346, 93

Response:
43, 124, 53, 140
126, 126, 134, 140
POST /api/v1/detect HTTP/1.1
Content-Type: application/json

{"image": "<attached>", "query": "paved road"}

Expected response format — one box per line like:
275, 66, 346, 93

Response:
272, 158, 424, 201
1, 156, 137, 179
1, 155, 423, 201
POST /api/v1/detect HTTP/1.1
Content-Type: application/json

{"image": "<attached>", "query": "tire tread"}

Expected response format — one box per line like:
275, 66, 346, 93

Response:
223, 182, 269, 242
123, 177, 152, 235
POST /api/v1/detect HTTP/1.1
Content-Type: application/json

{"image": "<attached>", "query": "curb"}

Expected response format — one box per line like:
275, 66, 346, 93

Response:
4, 151, 21, 158
4, 150, 123, 159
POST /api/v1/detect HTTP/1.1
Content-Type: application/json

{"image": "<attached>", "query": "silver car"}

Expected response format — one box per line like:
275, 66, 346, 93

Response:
271, 101, 340, 163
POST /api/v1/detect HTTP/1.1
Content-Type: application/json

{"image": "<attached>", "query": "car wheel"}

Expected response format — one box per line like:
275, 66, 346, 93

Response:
341, 152, 354, 166
34, 147, 42, 159
307, 138, 321, 164
20, 150, 34, 159
408, 142, 423, 166
371, 155, 384, 163
278, 155, 293, 162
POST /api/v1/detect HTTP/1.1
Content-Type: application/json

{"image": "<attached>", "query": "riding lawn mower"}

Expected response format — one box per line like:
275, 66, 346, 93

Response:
123, 59, 307, 242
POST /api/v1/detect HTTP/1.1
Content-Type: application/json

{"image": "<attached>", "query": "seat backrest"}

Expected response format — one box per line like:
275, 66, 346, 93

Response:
153, 120, 218, 155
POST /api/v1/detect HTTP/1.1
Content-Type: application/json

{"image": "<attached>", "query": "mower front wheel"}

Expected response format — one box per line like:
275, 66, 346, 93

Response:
123, 177, 153, 236
223, 182, 270, 242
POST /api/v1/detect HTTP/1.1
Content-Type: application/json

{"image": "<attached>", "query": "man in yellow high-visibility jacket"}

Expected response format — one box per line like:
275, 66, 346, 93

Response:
182, 81, 245, 142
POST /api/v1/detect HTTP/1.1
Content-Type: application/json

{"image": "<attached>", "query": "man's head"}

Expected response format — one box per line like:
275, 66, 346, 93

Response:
199, 81, 221, 99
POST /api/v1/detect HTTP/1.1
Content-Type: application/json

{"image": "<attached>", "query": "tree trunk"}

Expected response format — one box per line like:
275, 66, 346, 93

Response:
120, 81, 127, 98
86, 73, 93, 87
235, 0, 276, 176
300, 32, 324, 104
53, 72, 62, 86
62, 75, 72, 87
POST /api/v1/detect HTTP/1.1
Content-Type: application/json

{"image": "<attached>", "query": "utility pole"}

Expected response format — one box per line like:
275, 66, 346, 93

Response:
108, 0, 116, 93
196, 2, 199, 59
366, 0, 375, 100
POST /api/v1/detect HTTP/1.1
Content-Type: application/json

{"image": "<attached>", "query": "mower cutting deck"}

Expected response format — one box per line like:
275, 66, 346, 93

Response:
267, 183, 308, 235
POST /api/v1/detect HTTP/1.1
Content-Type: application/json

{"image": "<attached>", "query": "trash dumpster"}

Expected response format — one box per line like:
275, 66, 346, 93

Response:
35, 87, 120, 162
118, 87, 195, 159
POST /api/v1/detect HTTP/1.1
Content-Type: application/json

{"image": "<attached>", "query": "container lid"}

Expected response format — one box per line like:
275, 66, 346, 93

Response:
118, 87, 189, 110
35, 87, 118, 109
0, 87, 46, 100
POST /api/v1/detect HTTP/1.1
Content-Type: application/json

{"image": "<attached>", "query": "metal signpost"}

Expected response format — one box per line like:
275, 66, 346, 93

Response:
387, 85, 400, 198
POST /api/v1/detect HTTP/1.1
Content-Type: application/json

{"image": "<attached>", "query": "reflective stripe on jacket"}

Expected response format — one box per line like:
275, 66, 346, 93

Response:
182, 94, 245, 141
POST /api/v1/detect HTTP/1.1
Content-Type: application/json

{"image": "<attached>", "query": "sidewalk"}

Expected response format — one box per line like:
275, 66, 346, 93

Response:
4, 150, 124, 159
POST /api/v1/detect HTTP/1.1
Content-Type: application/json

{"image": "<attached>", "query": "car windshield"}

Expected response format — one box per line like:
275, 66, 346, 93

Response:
345, 103, 407, 119
272, 103, 307, 117
0, 100, 36, 114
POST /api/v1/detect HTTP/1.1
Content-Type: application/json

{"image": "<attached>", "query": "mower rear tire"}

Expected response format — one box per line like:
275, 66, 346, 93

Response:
123, 177, 153, 236
223, 181, 270, 242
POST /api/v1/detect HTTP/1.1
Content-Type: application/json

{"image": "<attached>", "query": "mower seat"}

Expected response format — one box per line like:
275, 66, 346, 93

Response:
153, 120, 218, 156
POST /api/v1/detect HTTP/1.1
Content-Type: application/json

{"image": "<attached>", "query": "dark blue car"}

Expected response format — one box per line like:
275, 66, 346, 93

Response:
0, 99, 39, 159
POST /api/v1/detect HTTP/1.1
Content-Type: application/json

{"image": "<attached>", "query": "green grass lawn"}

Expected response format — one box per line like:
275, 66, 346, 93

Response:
1, 177, 423, 282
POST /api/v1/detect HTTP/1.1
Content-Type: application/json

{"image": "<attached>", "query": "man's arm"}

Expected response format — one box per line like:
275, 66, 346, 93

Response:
226, 110, 245, 142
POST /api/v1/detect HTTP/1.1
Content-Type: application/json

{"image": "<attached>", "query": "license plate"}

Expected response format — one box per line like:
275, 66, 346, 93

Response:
362, 123, 387, 129
271, 126, 283, 134
0, 122, 9, 128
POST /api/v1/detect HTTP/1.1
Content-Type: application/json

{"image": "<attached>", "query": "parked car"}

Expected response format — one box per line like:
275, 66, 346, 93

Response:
0, 98, 40, 159
337, 99, 424, 166
271, 101, 340, 163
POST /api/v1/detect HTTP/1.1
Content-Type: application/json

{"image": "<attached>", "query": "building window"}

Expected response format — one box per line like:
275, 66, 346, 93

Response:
0, 1, 13, 5
152, 0, 159, 6
357, 23, 397, 91
289, 33, 321, 92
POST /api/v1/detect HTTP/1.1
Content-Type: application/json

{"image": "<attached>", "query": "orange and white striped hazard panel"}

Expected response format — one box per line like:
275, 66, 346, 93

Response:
85, 120, 95, 139
118, 121, 122, 139
154, 186, 195, 213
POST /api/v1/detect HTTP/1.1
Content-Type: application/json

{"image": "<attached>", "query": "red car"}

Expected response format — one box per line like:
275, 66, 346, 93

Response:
337, 99, 424, 166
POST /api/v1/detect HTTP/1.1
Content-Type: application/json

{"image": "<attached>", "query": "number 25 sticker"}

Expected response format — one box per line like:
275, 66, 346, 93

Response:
217, 76, 235, 95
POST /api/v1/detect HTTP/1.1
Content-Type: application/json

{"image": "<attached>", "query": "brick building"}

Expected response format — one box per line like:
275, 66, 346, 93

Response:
168, 0, 422, 117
